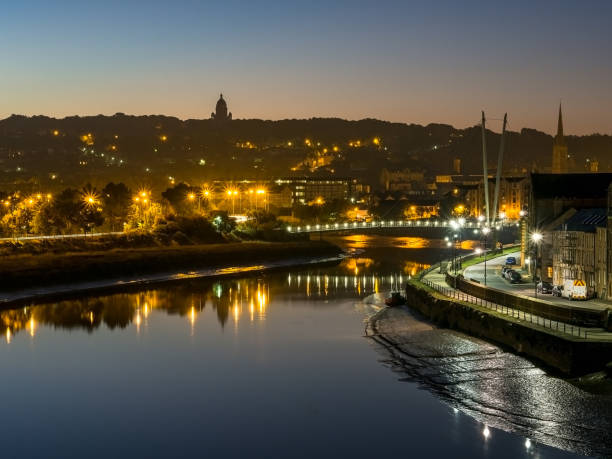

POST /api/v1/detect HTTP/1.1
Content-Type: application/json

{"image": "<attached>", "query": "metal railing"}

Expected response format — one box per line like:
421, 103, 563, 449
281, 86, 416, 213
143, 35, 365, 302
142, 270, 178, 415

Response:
286, 219, 519, 234
420, 277, 590, 339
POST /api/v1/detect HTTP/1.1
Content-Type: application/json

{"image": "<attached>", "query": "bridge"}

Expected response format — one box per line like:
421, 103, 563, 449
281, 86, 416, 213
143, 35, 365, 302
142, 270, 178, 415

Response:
286, 219, 519, 234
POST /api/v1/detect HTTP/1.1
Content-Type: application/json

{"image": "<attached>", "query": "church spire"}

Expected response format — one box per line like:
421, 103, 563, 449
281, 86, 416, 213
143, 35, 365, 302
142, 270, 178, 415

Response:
557, 102, 564, 138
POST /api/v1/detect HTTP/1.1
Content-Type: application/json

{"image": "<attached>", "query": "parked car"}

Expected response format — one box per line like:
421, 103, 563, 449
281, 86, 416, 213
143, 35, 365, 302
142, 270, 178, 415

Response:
536, 281, 553, 294
501, 266, 511, 277
505, 256, 517, 265
504, 269, 515, 280
552, 285, 563, 297
508, 271, 522, 283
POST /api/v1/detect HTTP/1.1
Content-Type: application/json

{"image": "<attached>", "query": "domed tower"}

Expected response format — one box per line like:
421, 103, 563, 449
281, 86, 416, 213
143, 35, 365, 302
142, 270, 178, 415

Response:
211, 93, 232, 121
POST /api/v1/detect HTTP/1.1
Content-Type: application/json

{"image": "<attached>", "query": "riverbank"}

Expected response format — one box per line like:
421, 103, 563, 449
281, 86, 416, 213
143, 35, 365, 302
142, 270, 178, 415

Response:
400, 278, 612, 375
0, 240, 344, 306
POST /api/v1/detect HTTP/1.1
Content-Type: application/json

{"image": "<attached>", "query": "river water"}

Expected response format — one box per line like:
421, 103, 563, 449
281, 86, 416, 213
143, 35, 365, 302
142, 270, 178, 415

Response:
0, 234, 609, 458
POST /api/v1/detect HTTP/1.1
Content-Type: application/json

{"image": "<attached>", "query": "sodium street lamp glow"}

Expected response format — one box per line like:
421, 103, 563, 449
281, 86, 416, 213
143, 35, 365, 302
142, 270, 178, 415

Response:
531, 232, 543, 298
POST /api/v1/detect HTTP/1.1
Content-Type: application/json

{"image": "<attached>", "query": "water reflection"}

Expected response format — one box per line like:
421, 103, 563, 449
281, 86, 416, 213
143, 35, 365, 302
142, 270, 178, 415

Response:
1, 256, 423, 341
0, 279, 272, 340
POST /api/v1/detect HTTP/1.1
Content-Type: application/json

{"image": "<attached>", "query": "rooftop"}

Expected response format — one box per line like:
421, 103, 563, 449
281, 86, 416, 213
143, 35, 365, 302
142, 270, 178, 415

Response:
531, 173, 612, 200
555, 208, 607, 233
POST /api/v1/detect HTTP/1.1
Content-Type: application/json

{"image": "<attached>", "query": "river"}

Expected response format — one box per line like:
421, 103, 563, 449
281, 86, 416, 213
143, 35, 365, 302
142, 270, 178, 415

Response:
0, 234, 608, 458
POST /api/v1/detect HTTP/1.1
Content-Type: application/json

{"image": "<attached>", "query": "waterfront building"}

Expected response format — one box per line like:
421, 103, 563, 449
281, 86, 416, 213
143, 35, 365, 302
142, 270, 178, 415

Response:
551, 209, 606, 296
528, 173, 612, 283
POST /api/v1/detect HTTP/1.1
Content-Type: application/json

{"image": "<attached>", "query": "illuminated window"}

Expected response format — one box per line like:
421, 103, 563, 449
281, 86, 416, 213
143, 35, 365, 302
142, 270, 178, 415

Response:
547, 267, 553, 278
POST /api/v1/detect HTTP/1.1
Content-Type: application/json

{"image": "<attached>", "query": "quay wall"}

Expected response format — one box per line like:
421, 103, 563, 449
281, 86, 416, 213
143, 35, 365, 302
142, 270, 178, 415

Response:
405, 281, 612, 375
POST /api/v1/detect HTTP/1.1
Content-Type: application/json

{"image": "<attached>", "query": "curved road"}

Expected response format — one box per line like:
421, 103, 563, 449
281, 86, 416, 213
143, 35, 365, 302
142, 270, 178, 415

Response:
463, 251, 610, 311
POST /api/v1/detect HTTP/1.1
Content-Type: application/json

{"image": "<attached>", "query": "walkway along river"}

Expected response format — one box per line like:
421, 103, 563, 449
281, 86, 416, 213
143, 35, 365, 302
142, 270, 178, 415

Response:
0, 234, 609, 458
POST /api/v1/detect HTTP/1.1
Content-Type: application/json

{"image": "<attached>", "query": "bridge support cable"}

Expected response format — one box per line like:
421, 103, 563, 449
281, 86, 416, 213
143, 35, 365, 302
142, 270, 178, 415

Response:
491, 113, 508, 227
481, 111, 490, 226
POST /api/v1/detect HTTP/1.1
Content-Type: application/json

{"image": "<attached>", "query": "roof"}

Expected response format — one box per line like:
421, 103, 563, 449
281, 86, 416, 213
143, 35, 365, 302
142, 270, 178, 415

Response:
555, 208, 607, 233
531, 173, 612, 200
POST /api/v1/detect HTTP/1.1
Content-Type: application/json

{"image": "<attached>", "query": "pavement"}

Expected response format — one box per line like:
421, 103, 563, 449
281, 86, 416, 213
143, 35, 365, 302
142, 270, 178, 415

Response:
463, 252, 612, 312
421, 254, 612, 341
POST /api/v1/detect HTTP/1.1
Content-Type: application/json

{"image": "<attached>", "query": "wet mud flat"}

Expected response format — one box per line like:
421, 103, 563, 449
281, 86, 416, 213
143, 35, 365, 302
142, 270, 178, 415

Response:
366, 301, 612, 457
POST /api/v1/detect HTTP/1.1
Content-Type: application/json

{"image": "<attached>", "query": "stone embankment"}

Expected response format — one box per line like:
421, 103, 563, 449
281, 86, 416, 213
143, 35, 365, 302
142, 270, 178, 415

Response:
401, 280, 612, 375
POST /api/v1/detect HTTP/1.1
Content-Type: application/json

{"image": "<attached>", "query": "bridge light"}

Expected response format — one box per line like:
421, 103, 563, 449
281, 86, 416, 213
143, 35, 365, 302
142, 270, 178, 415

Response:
344, 223, 348, 228
306, 225, 311, 230
287, 226, 292, 232
316, 224, 320, 229
297, 226, 301, 231
335, 223, 339, 228
325, 224, 329, 229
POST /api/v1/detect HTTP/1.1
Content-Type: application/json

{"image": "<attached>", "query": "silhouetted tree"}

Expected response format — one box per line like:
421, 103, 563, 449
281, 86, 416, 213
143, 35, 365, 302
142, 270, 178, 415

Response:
102, 182, 131, 231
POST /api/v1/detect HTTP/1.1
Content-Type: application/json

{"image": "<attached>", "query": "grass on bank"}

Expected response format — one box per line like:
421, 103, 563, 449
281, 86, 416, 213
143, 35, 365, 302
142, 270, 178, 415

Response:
459, 245, 520, 271
0, 240, 342, 292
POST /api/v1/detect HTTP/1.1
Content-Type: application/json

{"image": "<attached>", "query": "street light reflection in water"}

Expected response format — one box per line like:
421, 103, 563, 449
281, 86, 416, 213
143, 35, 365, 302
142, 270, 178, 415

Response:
1, 257, 424, 342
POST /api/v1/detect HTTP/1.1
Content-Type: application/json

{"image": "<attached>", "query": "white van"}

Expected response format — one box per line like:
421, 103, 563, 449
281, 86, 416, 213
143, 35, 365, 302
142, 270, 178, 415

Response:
562, 279, 588, 301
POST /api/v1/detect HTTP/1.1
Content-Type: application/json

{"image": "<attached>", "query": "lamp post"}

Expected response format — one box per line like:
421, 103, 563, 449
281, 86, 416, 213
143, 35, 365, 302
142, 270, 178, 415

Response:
531, 232, 543, 298
442, 236, 450, 273
482, 226, 490, 285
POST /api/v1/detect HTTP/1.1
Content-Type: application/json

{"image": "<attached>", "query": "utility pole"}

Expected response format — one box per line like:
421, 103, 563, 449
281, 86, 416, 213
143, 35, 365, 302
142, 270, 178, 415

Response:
492, 113, 507, 226
481, 111, 490, 226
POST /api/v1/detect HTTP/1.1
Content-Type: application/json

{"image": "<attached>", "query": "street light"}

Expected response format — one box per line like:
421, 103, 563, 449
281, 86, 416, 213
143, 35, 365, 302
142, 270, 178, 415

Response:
482, 227, 491, 285
531, 232, 543, 298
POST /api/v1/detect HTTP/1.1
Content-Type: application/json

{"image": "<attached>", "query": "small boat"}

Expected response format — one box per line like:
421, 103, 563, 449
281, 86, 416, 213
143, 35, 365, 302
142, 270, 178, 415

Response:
385, 291, 406, 307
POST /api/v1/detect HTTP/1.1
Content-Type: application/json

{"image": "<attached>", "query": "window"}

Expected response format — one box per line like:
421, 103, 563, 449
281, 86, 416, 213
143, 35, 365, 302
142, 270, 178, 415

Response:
547, 266, 553, 278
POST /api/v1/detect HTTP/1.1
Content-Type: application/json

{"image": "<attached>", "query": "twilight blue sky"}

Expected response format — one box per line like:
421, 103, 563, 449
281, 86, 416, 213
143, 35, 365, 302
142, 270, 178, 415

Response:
1, 0, 611, 134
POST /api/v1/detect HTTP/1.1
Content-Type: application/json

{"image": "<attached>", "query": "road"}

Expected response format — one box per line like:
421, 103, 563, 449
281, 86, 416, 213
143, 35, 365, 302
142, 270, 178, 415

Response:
463, 251, 611, 312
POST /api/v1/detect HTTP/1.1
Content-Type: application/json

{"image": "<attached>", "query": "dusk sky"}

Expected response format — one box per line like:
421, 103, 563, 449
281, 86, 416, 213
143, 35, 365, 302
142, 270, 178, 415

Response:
2, 0, 611, 134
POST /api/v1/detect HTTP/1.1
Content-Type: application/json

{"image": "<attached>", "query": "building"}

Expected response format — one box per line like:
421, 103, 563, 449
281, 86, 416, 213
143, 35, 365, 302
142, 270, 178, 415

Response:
434, 174, 528, 220
528, 172, 612, 283
551, 209, 606, 296
211, 94, 232, 121
380, 168, 425, 192
203, 177, 367, 211
551, 104, 569, 173
274, 177, 366, 205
